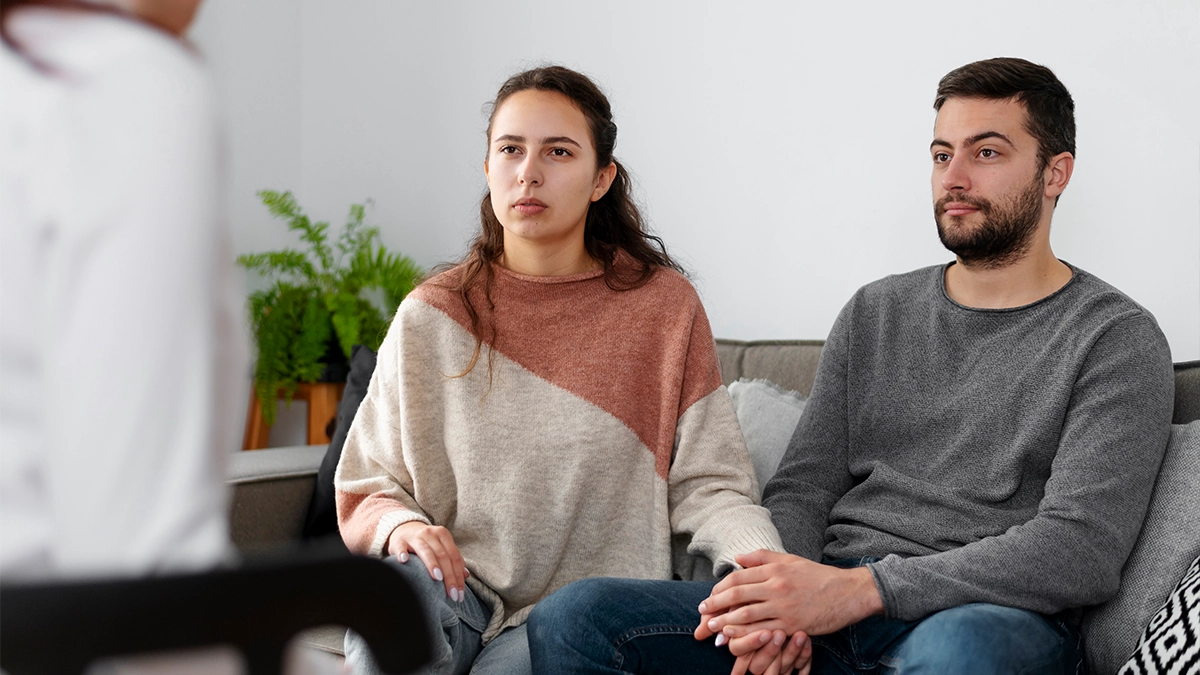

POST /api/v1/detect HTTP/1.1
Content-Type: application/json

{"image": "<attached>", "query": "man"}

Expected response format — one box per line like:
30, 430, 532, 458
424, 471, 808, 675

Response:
525, 57, 1175, 674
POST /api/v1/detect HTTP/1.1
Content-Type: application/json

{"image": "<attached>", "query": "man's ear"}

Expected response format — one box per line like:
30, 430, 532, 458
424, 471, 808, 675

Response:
1044, 151, 1074, 200
591, 163, 617, 202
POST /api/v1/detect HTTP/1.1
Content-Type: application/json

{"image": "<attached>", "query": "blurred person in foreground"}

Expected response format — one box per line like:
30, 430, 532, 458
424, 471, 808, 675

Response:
0, 0, 244, 601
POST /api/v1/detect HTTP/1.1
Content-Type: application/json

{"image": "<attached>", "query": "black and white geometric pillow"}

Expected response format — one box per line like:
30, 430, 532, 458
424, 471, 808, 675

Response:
1119, 554, 1200, 675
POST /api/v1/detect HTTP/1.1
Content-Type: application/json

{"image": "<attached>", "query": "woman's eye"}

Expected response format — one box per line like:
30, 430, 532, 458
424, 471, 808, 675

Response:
549, 147, 572, 157
498, 145, 519, 154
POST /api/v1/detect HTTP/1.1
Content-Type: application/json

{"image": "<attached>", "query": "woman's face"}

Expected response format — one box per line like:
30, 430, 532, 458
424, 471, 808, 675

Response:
485, 90, 615, 257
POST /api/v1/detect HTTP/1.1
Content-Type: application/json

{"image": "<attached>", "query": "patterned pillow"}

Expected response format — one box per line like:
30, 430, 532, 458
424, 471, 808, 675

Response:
1118, 554, 1200, 674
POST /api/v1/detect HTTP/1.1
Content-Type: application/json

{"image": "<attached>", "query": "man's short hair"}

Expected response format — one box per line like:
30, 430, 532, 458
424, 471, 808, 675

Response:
934, 57, 1075, 169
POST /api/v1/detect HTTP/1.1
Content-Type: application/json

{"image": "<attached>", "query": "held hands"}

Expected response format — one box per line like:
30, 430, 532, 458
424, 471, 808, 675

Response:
387, 521, 469, 602
730, 630, 812, 675
694, 550, 885, 675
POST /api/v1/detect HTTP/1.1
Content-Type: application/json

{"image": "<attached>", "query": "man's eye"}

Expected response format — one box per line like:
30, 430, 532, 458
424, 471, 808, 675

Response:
979, 148, 997, 158
933, 152, 950, 163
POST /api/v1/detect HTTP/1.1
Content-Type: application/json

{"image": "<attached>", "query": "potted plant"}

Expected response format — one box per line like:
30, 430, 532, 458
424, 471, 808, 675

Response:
238, 190, 423, 425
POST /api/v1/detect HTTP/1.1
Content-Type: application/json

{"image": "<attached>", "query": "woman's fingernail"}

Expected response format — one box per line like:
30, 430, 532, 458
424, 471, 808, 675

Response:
714, 634, 728, 647
398, 552, 409, 563
459, 587, 466, 602
707, 618, 718, 631
698, 601, 707, 613
433, 567, 444, 581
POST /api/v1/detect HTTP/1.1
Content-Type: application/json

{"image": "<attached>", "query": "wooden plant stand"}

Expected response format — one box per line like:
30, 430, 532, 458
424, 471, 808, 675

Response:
242, 382, 346, 450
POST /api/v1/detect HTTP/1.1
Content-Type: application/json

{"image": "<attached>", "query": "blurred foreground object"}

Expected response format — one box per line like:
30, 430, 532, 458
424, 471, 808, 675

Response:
1, 547, 433, 675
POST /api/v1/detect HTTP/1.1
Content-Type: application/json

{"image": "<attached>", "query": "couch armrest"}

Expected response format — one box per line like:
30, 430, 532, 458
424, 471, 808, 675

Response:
228, 445, 326, 553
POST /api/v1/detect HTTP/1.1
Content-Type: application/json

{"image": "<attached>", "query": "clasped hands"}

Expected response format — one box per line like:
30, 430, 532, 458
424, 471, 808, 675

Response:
693, 551, 885, 675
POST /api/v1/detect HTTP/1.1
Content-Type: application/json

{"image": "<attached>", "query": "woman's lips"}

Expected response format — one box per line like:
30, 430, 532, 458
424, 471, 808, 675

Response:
514, 199, 547, 216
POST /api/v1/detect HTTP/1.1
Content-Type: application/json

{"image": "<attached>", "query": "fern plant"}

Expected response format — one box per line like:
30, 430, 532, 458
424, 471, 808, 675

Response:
238, 190, 423, 425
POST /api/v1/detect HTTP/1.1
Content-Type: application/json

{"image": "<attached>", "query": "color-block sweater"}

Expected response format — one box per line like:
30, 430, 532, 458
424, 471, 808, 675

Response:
335, 259, 783, 640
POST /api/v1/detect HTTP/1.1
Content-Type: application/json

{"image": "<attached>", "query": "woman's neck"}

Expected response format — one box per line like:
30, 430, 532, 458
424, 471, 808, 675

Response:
499, 235, 598, 277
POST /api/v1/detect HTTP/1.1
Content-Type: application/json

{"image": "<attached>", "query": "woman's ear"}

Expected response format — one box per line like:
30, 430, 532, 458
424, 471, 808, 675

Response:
591, 163, 617, 202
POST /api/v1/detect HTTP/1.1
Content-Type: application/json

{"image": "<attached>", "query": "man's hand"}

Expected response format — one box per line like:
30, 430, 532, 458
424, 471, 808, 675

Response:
387, 521, 468, 602
698, 550, 884, 639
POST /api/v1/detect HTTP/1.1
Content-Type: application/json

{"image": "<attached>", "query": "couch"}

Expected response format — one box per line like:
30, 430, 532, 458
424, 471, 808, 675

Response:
228, 339, 1200, 672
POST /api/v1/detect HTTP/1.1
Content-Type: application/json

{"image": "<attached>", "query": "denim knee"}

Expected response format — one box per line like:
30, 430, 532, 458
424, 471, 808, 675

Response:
529, 577, 621, 637
887, 603, 1079, 674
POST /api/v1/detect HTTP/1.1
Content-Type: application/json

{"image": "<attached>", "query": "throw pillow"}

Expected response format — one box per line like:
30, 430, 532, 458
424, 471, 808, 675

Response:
728, 378, 807, 496
1082, 420, 1200, 673
302, 344, 378, 539
1118, 554, 1199, 674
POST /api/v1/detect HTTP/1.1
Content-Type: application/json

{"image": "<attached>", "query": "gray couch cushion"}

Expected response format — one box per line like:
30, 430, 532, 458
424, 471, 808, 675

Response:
1173, 361, 1199, 424
1082, 421, 1200, 674
715, 339, 824, 396
228, 445, 325, 552
728, 378, 807, 496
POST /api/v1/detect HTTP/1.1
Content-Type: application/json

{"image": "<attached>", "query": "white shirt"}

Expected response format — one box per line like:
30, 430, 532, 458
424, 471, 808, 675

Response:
0, 8, 246, 580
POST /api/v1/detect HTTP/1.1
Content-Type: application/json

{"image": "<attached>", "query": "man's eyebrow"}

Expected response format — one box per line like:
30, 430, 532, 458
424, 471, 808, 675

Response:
965, 131, 1014, 147
930, 131, 1015, 151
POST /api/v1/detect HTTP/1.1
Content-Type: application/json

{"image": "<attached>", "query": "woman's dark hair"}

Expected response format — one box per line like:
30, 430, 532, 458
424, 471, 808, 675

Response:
445, 65, 683, 375
934, 57, 1075, 170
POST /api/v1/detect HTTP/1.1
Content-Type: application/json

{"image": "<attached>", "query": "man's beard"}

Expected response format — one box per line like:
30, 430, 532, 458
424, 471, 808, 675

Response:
935, 174, 1044, 269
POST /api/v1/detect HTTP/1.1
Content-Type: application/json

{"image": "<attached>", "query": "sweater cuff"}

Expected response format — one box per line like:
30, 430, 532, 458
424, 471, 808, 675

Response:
708, 525, 787, 576
368, 509, 431, 558
866, 555, 909, 620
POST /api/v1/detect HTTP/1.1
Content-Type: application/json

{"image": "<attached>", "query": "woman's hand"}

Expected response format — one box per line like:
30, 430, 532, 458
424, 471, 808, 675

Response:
387, 521, 469, 602
731, 630, 811, 675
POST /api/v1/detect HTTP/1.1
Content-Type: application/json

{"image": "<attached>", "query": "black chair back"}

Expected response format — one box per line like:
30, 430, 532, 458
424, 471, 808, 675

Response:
1, 548, 431, 675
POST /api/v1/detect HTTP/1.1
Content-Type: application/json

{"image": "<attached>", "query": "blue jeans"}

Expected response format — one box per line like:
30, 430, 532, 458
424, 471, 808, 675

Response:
527, 560, 1081, 674
345, 555, 531, 675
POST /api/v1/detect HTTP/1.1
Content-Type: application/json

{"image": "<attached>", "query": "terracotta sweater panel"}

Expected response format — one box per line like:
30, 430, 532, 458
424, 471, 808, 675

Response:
421, 263, 722, 479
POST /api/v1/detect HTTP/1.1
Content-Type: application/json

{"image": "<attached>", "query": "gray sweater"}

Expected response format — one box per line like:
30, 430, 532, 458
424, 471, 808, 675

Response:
762, 263, 1175, 622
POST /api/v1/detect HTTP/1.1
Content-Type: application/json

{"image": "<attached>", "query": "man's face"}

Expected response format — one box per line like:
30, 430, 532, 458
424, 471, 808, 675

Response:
931, 97, 1049, 268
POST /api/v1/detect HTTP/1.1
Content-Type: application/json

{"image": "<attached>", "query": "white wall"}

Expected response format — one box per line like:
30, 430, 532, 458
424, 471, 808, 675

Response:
191, 0, 1200, 365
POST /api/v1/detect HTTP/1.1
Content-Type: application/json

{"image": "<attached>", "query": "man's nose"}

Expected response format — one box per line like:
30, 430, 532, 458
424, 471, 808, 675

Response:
941, 154, 971, 192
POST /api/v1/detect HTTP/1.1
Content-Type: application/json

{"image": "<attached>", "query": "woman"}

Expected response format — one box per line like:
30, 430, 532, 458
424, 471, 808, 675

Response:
335, 65, 784, 675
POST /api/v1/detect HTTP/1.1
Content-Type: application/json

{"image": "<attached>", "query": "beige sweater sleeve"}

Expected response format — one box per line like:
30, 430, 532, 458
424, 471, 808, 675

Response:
667, 302, 785, 577
334, 302, 433, 557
